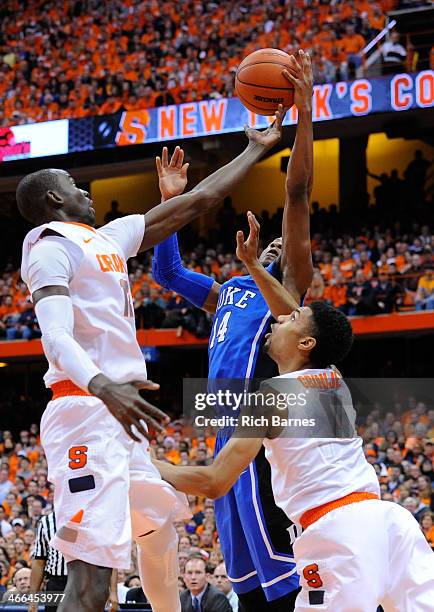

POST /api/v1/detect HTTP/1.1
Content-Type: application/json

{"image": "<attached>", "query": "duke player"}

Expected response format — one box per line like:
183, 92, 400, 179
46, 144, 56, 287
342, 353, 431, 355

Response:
153, 51, 313, 611
157, 215, 434, 611
16, 115, 283, 612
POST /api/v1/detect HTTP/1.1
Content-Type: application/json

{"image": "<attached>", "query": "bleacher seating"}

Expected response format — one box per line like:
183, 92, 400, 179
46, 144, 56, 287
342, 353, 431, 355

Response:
0, 0, 403, 126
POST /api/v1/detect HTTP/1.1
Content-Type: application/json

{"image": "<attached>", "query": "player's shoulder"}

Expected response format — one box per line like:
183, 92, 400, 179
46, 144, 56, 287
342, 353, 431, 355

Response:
98, 214, 145, 258
220, 260, 278, 291
29, 233, 82, 259
220, 274, 250, 290
24, 222, 88, 251
23, 232, 84, 287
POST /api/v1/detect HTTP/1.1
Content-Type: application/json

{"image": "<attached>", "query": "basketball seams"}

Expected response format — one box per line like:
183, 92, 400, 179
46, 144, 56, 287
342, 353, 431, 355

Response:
237, 60, 293, 72
236, 60, 294, 86
236, 79, 294, 91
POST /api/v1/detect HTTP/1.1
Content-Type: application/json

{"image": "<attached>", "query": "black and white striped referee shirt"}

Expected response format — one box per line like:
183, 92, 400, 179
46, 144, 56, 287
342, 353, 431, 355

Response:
33, 512, 68, 577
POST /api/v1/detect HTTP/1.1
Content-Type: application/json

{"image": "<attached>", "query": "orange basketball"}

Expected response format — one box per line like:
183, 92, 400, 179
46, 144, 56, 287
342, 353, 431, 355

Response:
235, 48, 295, 116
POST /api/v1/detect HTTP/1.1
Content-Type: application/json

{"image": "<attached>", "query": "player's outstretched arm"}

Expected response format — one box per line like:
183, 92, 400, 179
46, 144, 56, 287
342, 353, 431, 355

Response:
281, 50, 314, 300
155, 435, 264, 499
140, 105, 286, 252
237, 212, 299, 319
152, 146, 221, 314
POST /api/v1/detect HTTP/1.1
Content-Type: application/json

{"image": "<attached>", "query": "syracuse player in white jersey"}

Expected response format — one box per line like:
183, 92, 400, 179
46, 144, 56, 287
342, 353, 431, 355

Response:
16, 115, 285, 612
157, 214, 434, 611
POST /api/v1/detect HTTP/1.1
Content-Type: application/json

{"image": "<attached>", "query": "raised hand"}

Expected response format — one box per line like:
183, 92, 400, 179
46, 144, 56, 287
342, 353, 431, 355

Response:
282, 49, 313, 111
156, 145, 189, 201
236, 211, 261, 265
244, 104, 286, 149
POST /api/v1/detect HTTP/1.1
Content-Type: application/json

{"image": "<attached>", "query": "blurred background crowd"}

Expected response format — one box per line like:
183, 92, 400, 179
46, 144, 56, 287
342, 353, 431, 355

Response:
1, 0, 433, 126
0, 395, 433, 605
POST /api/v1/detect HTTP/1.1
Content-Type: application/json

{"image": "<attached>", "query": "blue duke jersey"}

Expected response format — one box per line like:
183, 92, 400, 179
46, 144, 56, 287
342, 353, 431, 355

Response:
208, 262, 275, 382
208, 261, 300, 602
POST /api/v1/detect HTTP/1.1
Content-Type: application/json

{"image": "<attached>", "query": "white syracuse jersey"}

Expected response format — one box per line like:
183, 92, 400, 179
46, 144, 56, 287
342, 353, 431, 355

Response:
21, 217, 146, 387
20, 217, 191, 573
261, 370, 434, 610
262, 368, 380, 529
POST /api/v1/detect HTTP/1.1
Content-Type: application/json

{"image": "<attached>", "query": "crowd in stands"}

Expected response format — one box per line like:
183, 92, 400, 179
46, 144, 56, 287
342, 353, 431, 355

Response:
1, 150, 432, 341
0, 0, 413, 127
1, 213, 432, 340
0, 395, 433, 604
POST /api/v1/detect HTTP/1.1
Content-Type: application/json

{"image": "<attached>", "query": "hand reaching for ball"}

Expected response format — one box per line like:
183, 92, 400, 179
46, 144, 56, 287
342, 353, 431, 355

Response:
236, 211, 261, 266
156, 145, 189, 201
244, 104, 286, 149
283, 50, 313, 112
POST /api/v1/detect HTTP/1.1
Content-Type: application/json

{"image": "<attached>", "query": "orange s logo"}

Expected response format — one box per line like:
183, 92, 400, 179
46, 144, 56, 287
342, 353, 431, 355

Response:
68, 445, 88, 470
303, 563, 323, 588
115, 110, 150, 146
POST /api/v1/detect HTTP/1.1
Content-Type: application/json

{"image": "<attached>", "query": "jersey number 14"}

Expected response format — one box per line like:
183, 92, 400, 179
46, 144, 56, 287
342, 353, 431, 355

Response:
209, 311, 231, 349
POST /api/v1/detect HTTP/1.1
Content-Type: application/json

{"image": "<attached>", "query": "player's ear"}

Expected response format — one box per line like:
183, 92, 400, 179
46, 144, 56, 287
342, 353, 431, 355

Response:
46, 190, 63, 209
298, 336, 316, 353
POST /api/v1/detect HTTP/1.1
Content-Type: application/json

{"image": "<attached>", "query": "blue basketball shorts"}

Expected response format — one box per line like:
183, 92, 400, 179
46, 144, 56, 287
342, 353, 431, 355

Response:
214, 437, 300, 601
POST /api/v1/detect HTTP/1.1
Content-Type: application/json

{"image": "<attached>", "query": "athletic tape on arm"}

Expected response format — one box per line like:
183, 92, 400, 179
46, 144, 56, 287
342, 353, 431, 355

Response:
152, 233, 214, 308
35, 294, 101, 391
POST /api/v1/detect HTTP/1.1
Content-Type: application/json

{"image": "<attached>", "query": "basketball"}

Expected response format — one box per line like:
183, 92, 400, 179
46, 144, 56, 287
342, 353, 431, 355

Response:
235, 48, 295, 116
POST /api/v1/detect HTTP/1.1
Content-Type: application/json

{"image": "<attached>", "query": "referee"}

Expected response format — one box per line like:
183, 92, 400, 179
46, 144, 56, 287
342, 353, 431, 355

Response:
28, 511, 67, 612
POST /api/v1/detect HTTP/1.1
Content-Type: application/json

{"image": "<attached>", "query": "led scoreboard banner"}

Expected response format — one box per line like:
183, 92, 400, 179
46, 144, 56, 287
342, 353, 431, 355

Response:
0, 71, 432, 164
0, 120, 69, 163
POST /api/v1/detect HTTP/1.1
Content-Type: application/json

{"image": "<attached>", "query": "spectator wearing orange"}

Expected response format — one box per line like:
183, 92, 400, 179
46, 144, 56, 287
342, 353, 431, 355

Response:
99, 94, 123, 116
324, 273, 347, 311
163, 437, 181, 465
340, 248, 356, 279
358, 251, 373, 278
368, 5, 386, 33
0, 297, 16, 320
421, 512, 434, 549
303, 270, 325, 305
340, 24, 366, 77
415, 264, 434, 311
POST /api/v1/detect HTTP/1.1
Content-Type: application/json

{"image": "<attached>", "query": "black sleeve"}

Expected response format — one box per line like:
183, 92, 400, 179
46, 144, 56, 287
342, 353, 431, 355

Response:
126, 587, 147, 603
211, 592, 233, 612
33, 518, 48, 561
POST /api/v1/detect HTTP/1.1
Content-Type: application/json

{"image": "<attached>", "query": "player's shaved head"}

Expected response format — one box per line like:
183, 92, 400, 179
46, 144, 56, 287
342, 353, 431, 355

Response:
16, 168, 95, 227
16, 169, 66, 224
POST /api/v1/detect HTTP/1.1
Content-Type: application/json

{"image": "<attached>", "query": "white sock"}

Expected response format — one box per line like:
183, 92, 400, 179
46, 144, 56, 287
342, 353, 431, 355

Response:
136, 521, 181, 612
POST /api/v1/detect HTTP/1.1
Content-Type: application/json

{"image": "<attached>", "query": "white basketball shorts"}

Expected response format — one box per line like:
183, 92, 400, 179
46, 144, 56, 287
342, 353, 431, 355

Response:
40, 394, 191, 569
294, 499, 434, 611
